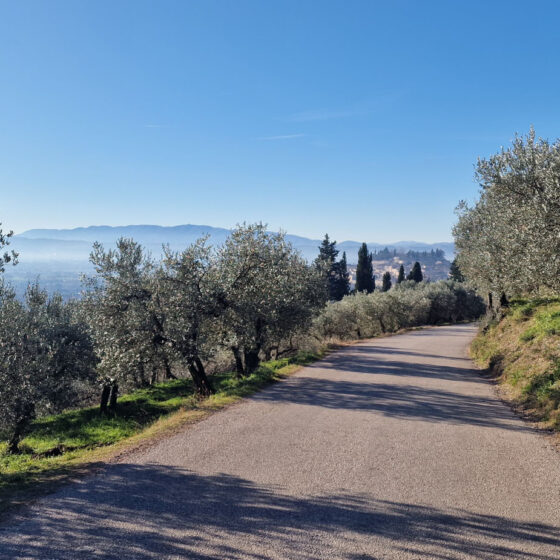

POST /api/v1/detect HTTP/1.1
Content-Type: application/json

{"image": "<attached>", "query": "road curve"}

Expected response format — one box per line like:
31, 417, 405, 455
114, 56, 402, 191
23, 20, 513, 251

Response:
1, 324, 560, 559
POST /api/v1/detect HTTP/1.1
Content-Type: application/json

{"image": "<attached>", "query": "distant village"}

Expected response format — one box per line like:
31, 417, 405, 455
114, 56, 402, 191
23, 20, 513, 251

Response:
347, 248, 450, 287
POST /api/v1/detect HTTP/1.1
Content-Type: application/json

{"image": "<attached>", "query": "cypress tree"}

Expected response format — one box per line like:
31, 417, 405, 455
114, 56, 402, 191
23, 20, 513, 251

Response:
356, 243, 375, 293
381, 271, 392, 292
316, 234, 337, 300
332, 251, 350, 300
397, 264, 405, 284
407, 261, 423, 283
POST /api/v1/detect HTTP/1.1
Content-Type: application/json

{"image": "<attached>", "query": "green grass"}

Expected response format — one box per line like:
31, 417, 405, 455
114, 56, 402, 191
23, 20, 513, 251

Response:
523, 360, 560, 401
520, 307, 560, 342
0, 350, 322, 514
509, 297, 559, 321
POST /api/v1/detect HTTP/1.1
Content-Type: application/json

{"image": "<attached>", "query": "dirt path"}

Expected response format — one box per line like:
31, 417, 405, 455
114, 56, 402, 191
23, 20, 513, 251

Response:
2, 324, 560, 559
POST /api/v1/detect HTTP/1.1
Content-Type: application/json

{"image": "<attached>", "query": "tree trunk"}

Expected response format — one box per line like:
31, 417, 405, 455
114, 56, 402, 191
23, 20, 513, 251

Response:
188, 357, 215, 397
379, 318, 386, 333
244, 318, 264, 374
8, 403, 35, 454
499, 292, 509, 309
195, 357, 215, 394
8, 430, 22, 455
109, 383, 119, 410
100, 383, 111, 414
164, 358, 177, 380
244, 349, 260, 374
8, 421, 25, 454
488, 292, 494, 311
138, 362, 146, 386
232, 347, 245, 378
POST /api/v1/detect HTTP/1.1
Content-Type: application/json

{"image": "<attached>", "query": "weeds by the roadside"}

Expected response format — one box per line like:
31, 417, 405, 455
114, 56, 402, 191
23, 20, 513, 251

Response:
471, 298, 560, 430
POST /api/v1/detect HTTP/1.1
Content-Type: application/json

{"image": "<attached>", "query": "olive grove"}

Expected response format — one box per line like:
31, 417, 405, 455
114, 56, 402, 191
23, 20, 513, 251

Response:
0, 221, 485, 453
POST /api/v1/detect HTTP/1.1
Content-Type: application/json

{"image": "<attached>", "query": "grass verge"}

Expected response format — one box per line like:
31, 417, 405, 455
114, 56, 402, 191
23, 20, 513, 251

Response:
0, 350, 323, 516
471, 297, 560, 430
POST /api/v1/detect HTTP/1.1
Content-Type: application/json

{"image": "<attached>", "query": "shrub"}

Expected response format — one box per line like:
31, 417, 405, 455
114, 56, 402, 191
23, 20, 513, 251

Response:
312, 280, 485, 341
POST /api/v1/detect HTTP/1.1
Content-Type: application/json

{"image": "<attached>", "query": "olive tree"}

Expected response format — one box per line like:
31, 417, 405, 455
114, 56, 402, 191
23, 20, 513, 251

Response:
312, 296, 365, 341
158, 238, 219, 396
217, 224, 325, 375
84, 238, 173, 411
0, 284, 96, 453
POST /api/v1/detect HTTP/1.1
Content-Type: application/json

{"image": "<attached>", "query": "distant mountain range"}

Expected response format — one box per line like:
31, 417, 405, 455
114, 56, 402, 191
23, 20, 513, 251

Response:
15, 224, 455, 262
4, 224, 455, 298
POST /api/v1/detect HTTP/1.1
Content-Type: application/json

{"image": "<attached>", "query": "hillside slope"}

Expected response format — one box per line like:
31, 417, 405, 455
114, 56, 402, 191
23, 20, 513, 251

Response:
471, 299, 560, 430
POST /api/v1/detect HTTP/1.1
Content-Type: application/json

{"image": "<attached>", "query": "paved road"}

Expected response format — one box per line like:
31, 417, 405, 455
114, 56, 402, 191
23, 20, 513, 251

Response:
2, 325, 560, 559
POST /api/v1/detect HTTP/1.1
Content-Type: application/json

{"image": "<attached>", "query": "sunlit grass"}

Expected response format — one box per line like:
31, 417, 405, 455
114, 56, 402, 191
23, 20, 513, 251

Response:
520, 305, 560, 342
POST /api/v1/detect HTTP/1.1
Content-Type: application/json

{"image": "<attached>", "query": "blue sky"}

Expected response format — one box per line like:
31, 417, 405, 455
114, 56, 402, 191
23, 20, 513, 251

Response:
2, 0, 560, 243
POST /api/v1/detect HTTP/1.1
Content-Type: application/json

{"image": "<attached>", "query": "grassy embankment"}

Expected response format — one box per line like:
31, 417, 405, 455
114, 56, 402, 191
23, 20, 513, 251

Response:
0, 351, 321, 514
471, 297, 560, 430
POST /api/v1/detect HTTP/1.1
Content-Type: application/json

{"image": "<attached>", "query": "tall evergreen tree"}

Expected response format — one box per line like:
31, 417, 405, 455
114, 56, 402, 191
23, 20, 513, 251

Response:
316, 234, 338, 267
315, 234, 348, 301
407, 261, 423, 283
332, 251, 350, 300
381, 271, 392, 292
449, 258, 465, 282
397, 264, 405, 284
356, 243, 375, 293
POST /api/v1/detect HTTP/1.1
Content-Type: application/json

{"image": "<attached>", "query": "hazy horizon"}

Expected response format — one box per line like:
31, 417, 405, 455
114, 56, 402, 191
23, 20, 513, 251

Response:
4, 222, 454, 299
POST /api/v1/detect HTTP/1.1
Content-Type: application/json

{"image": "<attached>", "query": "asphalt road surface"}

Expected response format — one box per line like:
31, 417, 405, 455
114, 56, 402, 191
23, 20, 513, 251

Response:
2, 324, 560, 559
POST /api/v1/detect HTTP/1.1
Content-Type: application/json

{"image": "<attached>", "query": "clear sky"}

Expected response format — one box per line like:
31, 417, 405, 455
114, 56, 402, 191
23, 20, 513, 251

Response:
2, 0, 560, 243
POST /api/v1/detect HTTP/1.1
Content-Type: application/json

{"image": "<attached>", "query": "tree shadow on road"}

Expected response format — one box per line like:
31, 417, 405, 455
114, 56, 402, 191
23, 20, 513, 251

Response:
403, 326, 478, 338
347, 344, 475, 364
1, 464, 558, 559
309, 352, 479, 382
251, 355, 528, 432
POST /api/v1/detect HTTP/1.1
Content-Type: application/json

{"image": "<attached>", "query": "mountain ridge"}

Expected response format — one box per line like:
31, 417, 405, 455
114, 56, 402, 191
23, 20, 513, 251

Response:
17, 224, 454, 260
